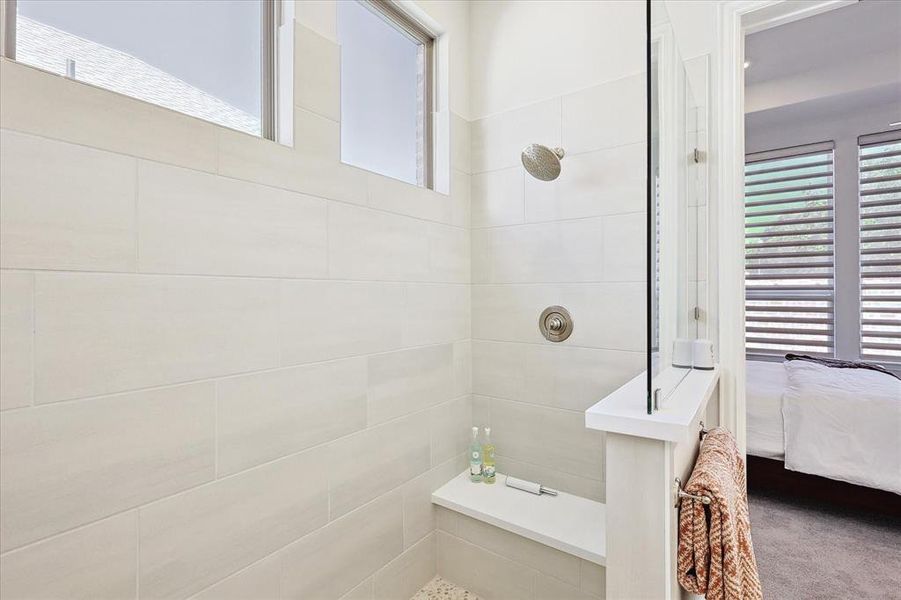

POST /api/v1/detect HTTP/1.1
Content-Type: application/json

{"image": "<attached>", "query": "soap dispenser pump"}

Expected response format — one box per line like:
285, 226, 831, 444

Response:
482, 427, 496, 484
469, 427, 483, 482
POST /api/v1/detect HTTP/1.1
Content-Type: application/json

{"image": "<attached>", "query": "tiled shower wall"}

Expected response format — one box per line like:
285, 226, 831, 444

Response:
0, 10, 472, 599
468, 75, 647, 501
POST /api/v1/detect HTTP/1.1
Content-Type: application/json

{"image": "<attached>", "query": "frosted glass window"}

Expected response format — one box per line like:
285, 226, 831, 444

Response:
11, 0, 272, 137
338, 0, 432, 187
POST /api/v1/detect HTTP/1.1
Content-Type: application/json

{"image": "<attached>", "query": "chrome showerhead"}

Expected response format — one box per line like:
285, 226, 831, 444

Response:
521, 144, 565, 181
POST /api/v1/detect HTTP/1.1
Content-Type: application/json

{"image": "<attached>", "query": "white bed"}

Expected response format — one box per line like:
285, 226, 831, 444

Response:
746, 360, 787, 460
745, 359, 901, 494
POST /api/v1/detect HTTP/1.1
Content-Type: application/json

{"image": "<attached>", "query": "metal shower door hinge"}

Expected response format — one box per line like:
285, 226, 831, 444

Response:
693, 306, 702, 321
693, 148, 705, 164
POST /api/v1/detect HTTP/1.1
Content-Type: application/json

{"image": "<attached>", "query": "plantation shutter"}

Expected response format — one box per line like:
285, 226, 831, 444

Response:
744, 141, 835, 358
858, 131, 901, 363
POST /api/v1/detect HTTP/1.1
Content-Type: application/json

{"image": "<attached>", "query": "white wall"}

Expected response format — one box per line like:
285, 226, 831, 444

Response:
0, 1, 472, 598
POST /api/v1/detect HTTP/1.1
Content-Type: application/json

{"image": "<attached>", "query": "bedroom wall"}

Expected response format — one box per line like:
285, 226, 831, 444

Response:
0, 2, 472, 598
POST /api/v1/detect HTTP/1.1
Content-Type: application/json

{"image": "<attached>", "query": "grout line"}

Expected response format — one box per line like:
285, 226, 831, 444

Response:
135, 511, 141, 600
471, 209, 646, 231
29, 271, 35, 407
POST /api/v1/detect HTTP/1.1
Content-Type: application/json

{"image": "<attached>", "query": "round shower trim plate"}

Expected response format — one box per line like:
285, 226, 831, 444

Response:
539, 305, 574, 342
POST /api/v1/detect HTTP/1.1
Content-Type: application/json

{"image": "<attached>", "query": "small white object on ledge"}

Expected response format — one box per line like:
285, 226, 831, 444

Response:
505, 475, 558, 496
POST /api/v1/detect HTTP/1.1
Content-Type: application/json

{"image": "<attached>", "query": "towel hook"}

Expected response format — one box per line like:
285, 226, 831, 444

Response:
674, 477, 712, 508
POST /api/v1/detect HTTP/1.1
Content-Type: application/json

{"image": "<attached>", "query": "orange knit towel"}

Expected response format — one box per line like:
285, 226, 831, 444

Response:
677, 427, 763, 600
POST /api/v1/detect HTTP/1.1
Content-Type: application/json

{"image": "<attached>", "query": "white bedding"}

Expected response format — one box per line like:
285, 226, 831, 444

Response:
781, 360, 901, 494
746, 361, 787, 459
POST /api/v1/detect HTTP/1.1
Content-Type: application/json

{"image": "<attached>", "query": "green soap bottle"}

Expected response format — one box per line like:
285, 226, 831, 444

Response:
481, 427, 496, 484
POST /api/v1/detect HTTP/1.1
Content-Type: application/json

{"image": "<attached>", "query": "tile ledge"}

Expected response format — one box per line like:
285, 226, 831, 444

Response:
432, 471, 605, 566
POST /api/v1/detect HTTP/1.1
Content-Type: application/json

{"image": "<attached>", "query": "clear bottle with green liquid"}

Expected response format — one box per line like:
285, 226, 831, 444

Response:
469, 427, 483, 482
481, 427, 496, 484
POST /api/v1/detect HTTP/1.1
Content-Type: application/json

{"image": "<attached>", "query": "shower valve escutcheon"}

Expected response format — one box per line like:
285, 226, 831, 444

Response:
539, 306, 573, 342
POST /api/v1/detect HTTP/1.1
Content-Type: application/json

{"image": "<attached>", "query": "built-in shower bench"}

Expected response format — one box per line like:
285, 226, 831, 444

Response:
431, 471, 606, 565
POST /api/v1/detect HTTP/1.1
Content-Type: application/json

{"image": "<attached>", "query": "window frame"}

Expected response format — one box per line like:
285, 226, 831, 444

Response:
344, 0, 436, 189
743, 141, 837, 360
1, 0, 281, 141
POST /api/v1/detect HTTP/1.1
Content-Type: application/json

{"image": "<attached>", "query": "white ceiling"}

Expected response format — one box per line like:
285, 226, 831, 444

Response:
745, 0, 901, 86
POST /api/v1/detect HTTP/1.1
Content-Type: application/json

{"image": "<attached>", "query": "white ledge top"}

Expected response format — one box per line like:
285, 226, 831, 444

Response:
432, 471, 606, 565
585, 366, 720, 443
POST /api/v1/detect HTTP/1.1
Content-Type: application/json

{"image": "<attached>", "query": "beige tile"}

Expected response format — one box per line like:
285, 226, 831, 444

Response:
368, 345, 455, 426
280, 491, 404, 600
328, 203, 430, 281
280, 280, 404, 365
437, 532, 535, 600
475, 218, 605, 284
294, 106, 340, 162
0, 513, 136, 600
328, 412, 431, 519
580, 560, 606, 598
0, 383, 214, 551
472, 341, 644, 412
494, 454, 604, 502
139, 449, 328, 600
294, 23, 340, 120
402, 457, 465, 549
138, 160, 328, 278
488, 397, 604, 481
453, 513, 580, 588
217, 358, 367, 476
471, 283, 645, 351
217, 127, 368, 206
340, 578, 374, 600
368, 173, 454, 224
562, 74, 645, 155
191, 555, 282, 600
403, 284, 470, 348
295, 0, 337, 41
34, 273, 279, 403
429, 224, 470, 283
524, 143, 645, 223
430, 396, 472, 467
450, 169, 472, 229
601, 212, 645, 282
436, 507, 458, 536
373, 533, 437, 600
471, 168, 524, 228
535, 572, 598, 600
0, 130, 136, 271
453, 341, 473, 398
0, 271, 32, 410
0, 60, 218, 172
472, 98, 561, 174
451, 113, 472, 175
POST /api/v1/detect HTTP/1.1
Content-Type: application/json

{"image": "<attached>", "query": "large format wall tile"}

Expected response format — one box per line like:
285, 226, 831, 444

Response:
472, 341, 643, 412
34, 273, 280, 403
280, 281, 405, 365
429, 223, 470, 283
401, 457, 466, 549
191, 555, 281, 600
367, 345, 455, 426
0, 383, 214, 551
328, 203, 431, 281
471, 283, 645, 351
0, 130, 136, 272
280, 491, 404, 600
0, 271, 33, 410
139, 449, 328, 600
437, 532, 536, 600
562, 74, 645, 155
523, 143, 645, 223
373, 533, 437, 600
217, 358, 367, 476
471, 167, 524, 228
601, 212, 645, 282
429, 396, 472, 467
137, 161, 328, 278
472, 98, 561, 174
486, 396, 604, 480
294, 23, 340, 121
328, 412, 431, 519
367, 173, 454, 224
472, 218, 605, 284
403, 284, 470, 347
0, 61, 218, 172
0, 513, 137, 600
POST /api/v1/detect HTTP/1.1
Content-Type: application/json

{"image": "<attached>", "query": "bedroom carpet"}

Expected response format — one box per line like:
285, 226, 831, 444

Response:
748, 490, 901, 599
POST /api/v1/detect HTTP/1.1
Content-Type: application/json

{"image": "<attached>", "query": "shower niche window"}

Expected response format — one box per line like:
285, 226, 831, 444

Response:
648, 1, 710, 408
338, 0, 435, 188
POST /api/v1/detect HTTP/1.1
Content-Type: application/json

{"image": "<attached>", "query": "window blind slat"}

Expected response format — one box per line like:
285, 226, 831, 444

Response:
745, 144, 835, 358
859, 136, 900, 366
